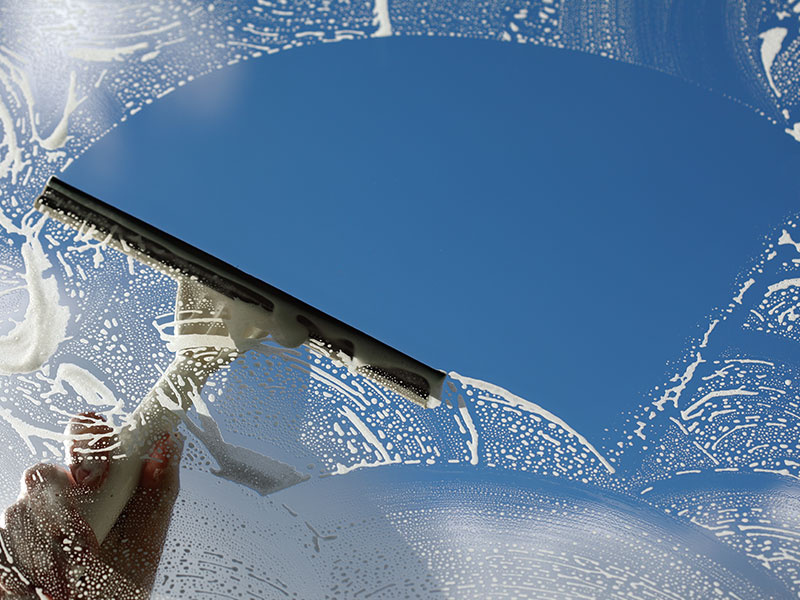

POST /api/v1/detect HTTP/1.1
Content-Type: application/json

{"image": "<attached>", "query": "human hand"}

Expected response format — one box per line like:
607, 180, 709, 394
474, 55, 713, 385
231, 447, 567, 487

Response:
0, 415, 182, 599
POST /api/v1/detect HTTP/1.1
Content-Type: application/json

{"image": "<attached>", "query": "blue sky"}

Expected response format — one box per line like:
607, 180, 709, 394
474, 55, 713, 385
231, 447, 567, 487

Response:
67, 36, 800, 438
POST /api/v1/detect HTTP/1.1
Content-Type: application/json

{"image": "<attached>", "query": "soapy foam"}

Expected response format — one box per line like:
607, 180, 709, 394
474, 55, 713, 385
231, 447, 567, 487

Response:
68, 42, 150, 63
372, 0, 393, 37
0, 233, 69, 376
759, 27, 788, 98
451, 372, 615, 474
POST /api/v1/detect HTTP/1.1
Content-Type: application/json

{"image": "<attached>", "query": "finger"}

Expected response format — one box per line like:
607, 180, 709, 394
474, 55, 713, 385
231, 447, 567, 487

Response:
1, 501, 69, 600
24, 464, 96, 549
100, 433, 183, 592
23, 464, 73, 539
66, 413, 115, 489
10, 464, 73, 564
139, 431, 182, 490
24, 463, 71, 497
0, 506, 38, 598
6, 464, 100, 600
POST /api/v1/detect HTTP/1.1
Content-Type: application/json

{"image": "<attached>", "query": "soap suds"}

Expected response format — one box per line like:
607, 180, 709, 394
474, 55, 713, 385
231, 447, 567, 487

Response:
450, 372, 615, 474
0, 227, 69, 376
372, 0, 392, 37
759, 28, 787, 98
68, 42, 149, 63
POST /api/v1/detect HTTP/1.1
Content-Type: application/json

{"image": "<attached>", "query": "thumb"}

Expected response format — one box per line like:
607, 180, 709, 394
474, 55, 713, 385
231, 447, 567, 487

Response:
139, 432, 183, 491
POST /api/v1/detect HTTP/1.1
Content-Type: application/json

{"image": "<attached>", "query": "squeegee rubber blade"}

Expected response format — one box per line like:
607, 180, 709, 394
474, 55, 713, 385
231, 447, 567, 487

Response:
35, 176, 446, 406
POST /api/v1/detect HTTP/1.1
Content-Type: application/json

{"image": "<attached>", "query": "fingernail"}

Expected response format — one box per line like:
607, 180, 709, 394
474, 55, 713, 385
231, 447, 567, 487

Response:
70, 456, 109, 489
73, 466, 89, 484
141, 464, 164, 489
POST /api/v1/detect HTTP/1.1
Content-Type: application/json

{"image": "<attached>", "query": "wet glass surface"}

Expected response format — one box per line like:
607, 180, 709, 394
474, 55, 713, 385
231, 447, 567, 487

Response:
0, 1, 799, 598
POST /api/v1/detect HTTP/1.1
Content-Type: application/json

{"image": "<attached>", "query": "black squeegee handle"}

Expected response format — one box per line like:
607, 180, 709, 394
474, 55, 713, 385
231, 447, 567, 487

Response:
35, 176, 445, 407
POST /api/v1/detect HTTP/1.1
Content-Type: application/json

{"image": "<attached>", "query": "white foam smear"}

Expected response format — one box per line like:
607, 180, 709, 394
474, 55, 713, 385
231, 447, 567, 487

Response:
372, 0, 393, 38
759, 27, 787, 98
0, 0, 798, 597
68, 42, 150, 63
0, 220, 69, 376
41, 362, 123, 421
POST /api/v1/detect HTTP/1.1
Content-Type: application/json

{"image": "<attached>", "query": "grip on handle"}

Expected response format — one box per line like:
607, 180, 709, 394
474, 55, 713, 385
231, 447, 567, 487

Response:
72, 283, 241, 542
75, 349, 226, 543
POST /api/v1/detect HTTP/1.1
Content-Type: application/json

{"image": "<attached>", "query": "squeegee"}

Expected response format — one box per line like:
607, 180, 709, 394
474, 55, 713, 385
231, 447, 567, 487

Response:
34, 176, 445, 543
